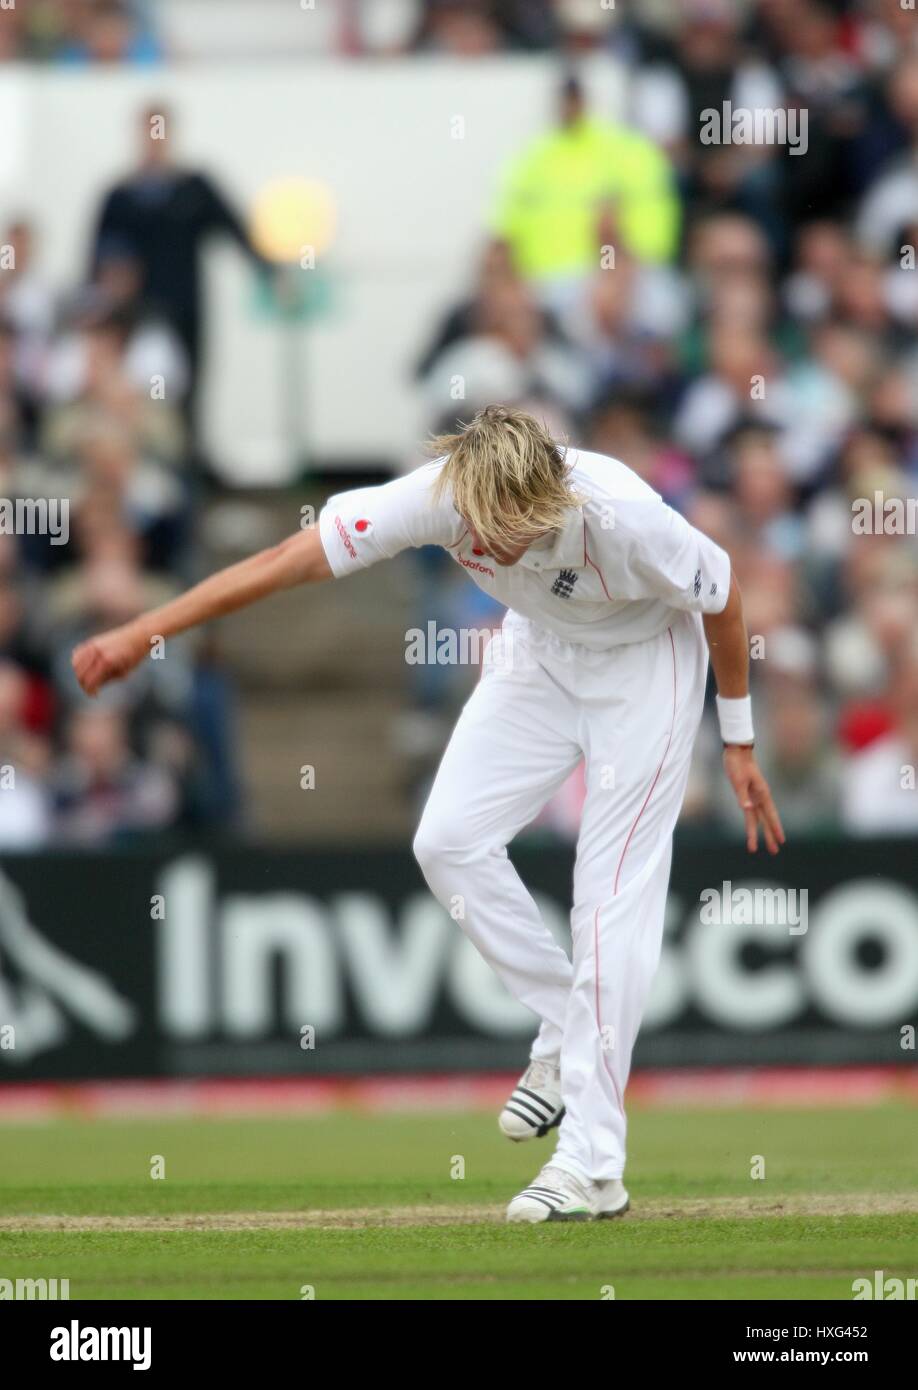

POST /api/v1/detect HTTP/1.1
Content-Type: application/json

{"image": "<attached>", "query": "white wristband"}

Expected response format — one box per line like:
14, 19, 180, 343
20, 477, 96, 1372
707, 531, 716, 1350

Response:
716, 694, 754, 746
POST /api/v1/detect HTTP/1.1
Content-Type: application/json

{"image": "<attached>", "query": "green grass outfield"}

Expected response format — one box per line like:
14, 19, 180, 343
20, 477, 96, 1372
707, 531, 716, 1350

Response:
0, 1104, 916, 1300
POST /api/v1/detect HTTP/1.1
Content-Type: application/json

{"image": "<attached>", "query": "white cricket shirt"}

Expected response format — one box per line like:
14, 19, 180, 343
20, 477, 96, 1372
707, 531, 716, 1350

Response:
318, 447, 731, 651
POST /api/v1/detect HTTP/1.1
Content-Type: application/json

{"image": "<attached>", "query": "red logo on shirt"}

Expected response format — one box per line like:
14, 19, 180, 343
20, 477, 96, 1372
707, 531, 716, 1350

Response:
456, 553, 495, 579
334, 514, 357, 560
355, 519, 371, 532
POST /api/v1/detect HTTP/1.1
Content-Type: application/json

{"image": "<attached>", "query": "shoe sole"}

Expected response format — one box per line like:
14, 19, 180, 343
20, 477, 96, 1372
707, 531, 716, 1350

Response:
507, 1205, 591, 1224
501, 1105, 566, 1142
596, 1199, 630, 1220
507, 1200, 629, 1224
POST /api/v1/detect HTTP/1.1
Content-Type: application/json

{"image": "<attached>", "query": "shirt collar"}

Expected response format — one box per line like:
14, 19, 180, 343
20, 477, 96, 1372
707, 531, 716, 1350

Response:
518, 507, 585, 572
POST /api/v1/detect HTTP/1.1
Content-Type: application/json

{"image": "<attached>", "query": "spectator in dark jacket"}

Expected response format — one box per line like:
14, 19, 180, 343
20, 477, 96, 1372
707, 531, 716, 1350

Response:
89, 103, 264, 434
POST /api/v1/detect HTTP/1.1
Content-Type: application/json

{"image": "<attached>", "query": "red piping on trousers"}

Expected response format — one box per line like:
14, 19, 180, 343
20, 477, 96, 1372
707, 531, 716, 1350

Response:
593, 627, 677, 1123
613, 628, 678, 894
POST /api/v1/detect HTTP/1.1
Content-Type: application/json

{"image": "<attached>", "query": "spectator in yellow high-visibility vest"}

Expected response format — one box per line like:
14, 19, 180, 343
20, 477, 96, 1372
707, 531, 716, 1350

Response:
494, 76, 681, 296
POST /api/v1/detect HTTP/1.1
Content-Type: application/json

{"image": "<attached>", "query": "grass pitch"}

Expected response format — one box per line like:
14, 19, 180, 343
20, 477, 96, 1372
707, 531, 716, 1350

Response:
0, 1103, 916, 1299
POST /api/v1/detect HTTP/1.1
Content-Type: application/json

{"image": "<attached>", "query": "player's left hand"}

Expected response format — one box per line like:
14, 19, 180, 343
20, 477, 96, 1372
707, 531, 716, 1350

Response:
722, 745, 785, 855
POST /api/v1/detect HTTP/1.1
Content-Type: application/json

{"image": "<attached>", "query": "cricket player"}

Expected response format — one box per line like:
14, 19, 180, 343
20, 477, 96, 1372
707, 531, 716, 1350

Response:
73, 406, 783, 1223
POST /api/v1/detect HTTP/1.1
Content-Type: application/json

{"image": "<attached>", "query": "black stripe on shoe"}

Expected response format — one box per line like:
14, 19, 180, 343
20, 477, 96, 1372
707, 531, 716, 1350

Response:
515, 1186, 591, 1221
517, 1087, 559, 1117
517, 1194, 557, 1212
508, 1094, 553, 1123
536, 1105, 565, 1136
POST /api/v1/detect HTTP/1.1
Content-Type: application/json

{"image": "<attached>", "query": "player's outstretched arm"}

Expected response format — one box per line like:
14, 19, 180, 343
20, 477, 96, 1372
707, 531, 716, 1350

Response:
72, 525, 333, 697
702, 572, 786, 856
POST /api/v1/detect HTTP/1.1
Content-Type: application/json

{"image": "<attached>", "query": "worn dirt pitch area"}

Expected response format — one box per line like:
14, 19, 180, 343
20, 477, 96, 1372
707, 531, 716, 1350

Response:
0, 1106, 916, 1299
3, 1192, 918, 1232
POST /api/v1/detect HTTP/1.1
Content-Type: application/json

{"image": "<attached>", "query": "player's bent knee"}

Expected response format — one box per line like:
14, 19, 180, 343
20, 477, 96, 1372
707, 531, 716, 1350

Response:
412, 821, 453, 873
412, 818, 482, 875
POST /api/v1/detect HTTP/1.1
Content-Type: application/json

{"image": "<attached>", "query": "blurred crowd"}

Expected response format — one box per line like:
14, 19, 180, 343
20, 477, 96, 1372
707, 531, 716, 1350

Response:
0, 0, 162, 64
0, 112, 251, 847
408, 3, 918, 840
4, 0, 918, 69
2, 0, 918, 845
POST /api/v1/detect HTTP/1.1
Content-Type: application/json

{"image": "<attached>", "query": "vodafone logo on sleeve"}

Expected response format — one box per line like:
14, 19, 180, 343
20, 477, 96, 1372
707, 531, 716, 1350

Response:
355, 519, 372, 532
334, 515, 358, 560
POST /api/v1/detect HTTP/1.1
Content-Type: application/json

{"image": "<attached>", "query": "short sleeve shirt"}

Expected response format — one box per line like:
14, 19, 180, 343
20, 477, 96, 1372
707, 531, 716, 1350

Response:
318, 448, 730, 650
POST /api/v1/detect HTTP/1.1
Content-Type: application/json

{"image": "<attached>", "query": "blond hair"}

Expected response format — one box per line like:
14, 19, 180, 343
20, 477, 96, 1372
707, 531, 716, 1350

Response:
429, 406, 580, 549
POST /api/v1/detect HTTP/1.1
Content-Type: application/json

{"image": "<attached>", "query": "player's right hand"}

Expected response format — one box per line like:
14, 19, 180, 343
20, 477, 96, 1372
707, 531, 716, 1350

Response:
722, 745, 785, 856
71, 626, 148, 697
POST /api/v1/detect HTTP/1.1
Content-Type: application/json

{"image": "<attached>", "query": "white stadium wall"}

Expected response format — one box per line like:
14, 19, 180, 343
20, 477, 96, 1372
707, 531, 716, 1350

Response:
1, 57, 628, 481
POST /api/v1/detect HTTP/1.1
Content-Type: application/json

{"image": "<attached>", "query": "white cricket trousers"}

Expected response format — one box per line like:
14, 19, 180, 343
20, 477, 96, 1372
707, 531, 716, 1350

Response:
413, 610, 708, 1183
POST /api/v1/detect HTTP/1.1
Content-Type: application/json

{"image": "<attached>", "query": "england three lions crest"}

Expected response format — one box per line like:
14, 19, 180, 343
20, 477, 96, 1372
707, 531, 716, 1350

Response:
551, 569, 578, 599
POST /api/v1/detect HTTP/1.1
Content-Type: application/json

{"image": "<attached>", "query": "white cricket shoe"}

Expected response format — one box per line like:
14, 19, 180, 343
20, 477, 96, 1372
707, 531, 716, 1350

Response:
498, 1059, 564, 1141
593, 1178, 630, 1220
506, 1165, 630, 1224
